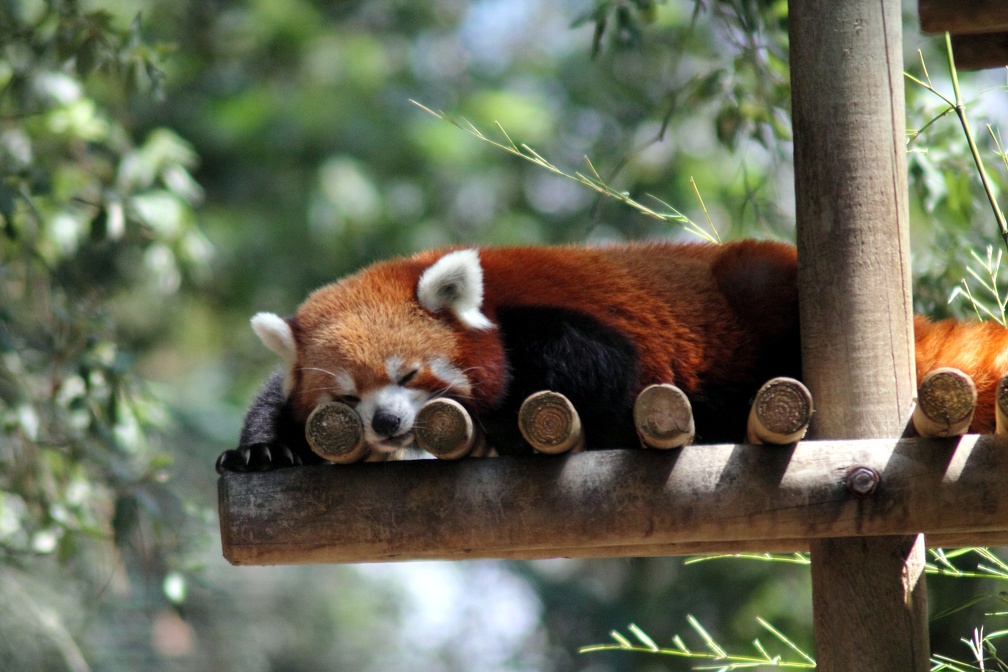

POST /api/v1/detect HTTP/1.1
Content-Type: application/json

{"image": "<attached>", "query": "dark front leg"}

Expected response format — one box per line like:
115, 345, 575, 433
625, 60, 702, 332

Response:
216, 370, 322, 473
486, 306, 639, 453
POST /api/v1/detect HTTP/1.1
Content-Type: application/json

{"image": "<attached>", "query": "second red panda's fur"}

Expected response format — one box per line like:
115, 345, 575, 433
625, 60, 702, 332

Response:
914, 314, 1008, 432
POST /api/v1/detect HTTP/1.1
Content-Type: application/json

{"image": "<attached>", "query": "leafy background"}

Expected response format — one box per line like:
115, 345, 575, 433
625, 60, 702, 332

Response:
1, 0, 1007, 670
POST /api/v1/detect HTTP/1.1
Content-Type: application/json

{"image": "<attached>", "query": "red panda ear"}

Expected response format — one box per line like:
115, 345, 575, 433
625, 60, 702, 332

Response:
251, 312, 298, 365
416, 249, 493, 330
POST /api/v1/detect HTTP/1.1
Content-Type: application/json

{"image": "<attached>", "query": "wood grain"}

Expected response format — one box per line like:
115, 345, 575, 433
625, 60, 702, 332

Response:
634, 384, 695, 449
919, 0, 1008, 35
951, 33, 1008, 71
219, 434, 1008, 565
415, 398, 488, 459
746, 377, 813, 445
912, 367, 976, 438
518, 391, 584, 454
791, 0, 928, 668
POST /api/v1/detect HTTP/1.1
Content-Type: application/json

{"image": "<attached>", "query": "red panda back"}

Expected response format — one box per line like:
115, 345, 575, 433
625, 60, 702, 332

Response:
453, 240, 803, 422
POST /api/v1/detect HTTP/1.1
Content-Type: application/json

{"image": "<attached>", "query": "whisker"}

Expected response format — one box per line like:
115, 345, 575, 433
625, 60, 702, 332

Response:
298, 366, 342, 380
303, 385, 352, 394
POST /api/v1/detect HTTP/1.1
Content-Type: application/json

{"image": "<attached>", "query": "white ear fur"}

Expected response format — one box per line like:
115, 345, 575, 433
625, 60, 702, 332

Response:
416, 249, 493, 330
251, 312, 298, 365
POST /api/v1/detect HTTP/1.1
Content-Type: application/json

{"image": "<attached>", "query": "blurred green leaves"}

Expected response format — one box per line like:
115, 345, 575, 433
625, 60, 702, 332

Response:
0, 0, 203, 620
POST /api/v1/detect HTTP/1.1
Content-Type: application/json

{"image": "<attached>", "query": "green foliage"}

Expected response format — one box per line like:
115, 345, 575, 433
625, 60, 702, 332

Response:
413, 101, 721, 242
0, 0, 205, 660
905, 39, 1008, 318
582, 617, 816, 670
932, 629, 1008, 672
573, 0, 662, 56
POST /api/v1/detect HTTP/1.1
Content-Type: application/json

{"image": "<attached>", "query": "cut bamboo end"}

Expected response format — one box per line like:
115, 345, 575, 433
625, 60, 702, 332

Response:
746, 377, 814, 445
996, 376, 1008, 435
633, 383, 695, 449
305, 402, 370, 463
912, 367, 977, 438
415, 398, 487, 460
518, 391, 585, 454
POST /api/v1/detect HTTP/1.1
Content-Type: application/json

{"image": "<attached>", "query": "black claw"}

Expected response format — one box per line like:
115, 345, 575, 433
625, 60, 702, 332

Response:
255, 445, 273, 471
216, 442, 312, 473
278, 445, 295, 466
215, 449, 247, 474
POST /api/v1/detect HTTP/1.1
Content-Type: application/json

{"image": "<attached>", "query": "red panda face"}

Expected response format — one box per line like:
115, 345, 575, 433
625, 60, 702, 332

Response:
251, 249, 498, 454
292, 297, 473, 452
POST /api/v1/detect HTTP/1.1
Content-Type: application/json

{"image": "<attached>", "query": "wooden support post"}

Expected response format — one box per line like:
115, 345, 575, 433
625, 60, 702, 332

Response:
791, 0, 929, 668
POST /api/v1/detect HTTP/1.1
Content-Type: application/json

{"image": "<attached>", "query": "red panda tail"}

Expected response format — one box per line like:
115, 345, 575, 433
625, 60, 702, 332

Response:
914, 315, 1008, 433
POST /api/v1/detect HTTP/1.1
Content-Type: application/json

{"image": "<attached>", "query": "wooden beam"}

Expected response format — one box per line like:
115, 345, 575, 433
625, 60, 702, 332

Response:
951, 32, 1008, 71
919, 0, 1008, 35
790, 0, 928, 669
219, 434, 1008, 565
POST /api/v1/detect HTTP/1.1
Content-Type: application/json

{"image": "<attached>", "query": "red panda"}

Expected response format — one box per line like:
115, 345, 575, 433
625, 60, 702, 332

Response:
216, 240, 1008, 472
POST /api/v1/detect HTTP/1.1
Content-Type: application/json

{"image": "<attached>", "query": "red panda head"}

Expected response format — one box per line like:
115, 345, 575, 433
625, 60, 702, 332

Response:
251, 249, 506, 453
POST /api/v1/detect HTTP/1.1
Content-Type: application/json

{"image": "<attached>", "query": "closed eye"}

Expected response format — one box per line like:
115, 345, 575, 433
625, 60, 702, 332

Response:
337, 395, 361, 406
397, 369, 419, 386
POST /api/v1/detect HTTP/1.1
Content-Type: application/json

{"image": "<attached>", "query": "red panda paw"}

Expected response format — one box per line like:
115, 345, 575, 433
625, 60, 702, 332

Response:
215, 443, 303, 474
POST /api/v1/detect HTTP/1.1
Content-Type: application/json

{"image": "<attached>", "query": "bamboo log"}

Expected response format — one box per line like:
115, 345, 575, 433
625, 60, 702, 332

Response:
518, 391, 585, 454
305, 402, 370, 463
746, 377, 813, 445
414, 398, 491, 459
634, 384, 695, 449
912, 367, 977, 438
219, 434, 1008, 565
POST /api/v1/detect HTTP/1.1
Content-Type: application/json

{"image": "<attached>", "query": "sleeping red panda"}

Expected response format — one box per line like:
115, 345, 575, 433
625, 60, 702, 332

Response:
216, 239, 1008, 472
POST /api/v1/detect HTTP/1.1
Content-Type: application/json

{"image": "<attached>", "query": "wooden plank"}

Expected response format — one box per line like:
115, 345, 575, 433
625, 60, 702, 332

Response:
791, 0, 928, 669
951, 32, 1008, 71
919, 0, 1008, 35
219, 434, 1008, 565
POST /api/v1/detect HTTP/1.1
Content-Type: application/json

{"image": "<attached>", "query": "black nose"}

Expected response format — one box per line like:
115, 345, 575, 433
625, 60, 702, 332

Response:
372, 409, 402, 436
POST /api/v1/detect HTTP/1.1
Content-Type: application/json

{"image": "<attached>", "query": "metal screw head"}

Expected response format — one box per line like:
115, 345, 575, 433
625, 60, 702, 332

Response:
845, 465, 880, 498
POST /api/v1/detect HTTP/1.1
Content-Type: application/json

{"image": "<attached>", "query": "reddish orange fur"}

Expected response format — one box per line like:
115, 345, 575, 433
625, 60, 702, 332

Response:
472, 241, 799, 397
289, 240, 801, 426
287, 239, 1008, 436
914, 315, 1008, 432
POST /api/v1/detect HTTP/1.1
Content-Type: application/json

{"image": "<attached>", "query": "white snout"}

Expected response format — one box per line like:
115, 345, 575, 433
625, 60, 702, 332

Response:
357, 385, 429, 452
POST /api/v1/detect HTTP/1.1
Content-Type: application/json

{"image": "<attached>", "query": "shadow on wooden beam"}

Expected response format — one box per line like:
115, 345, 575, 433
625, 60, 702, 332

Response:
219, 435, 1008, 565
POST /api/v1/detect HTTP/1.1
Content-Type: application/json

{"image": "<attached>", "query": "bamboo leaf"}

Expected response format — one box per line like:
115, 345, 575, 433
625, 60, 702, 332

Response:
757, 618, 816, 666
629, 623, 659, 652
688, 615, 728, 658
610, 630, 633, 648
